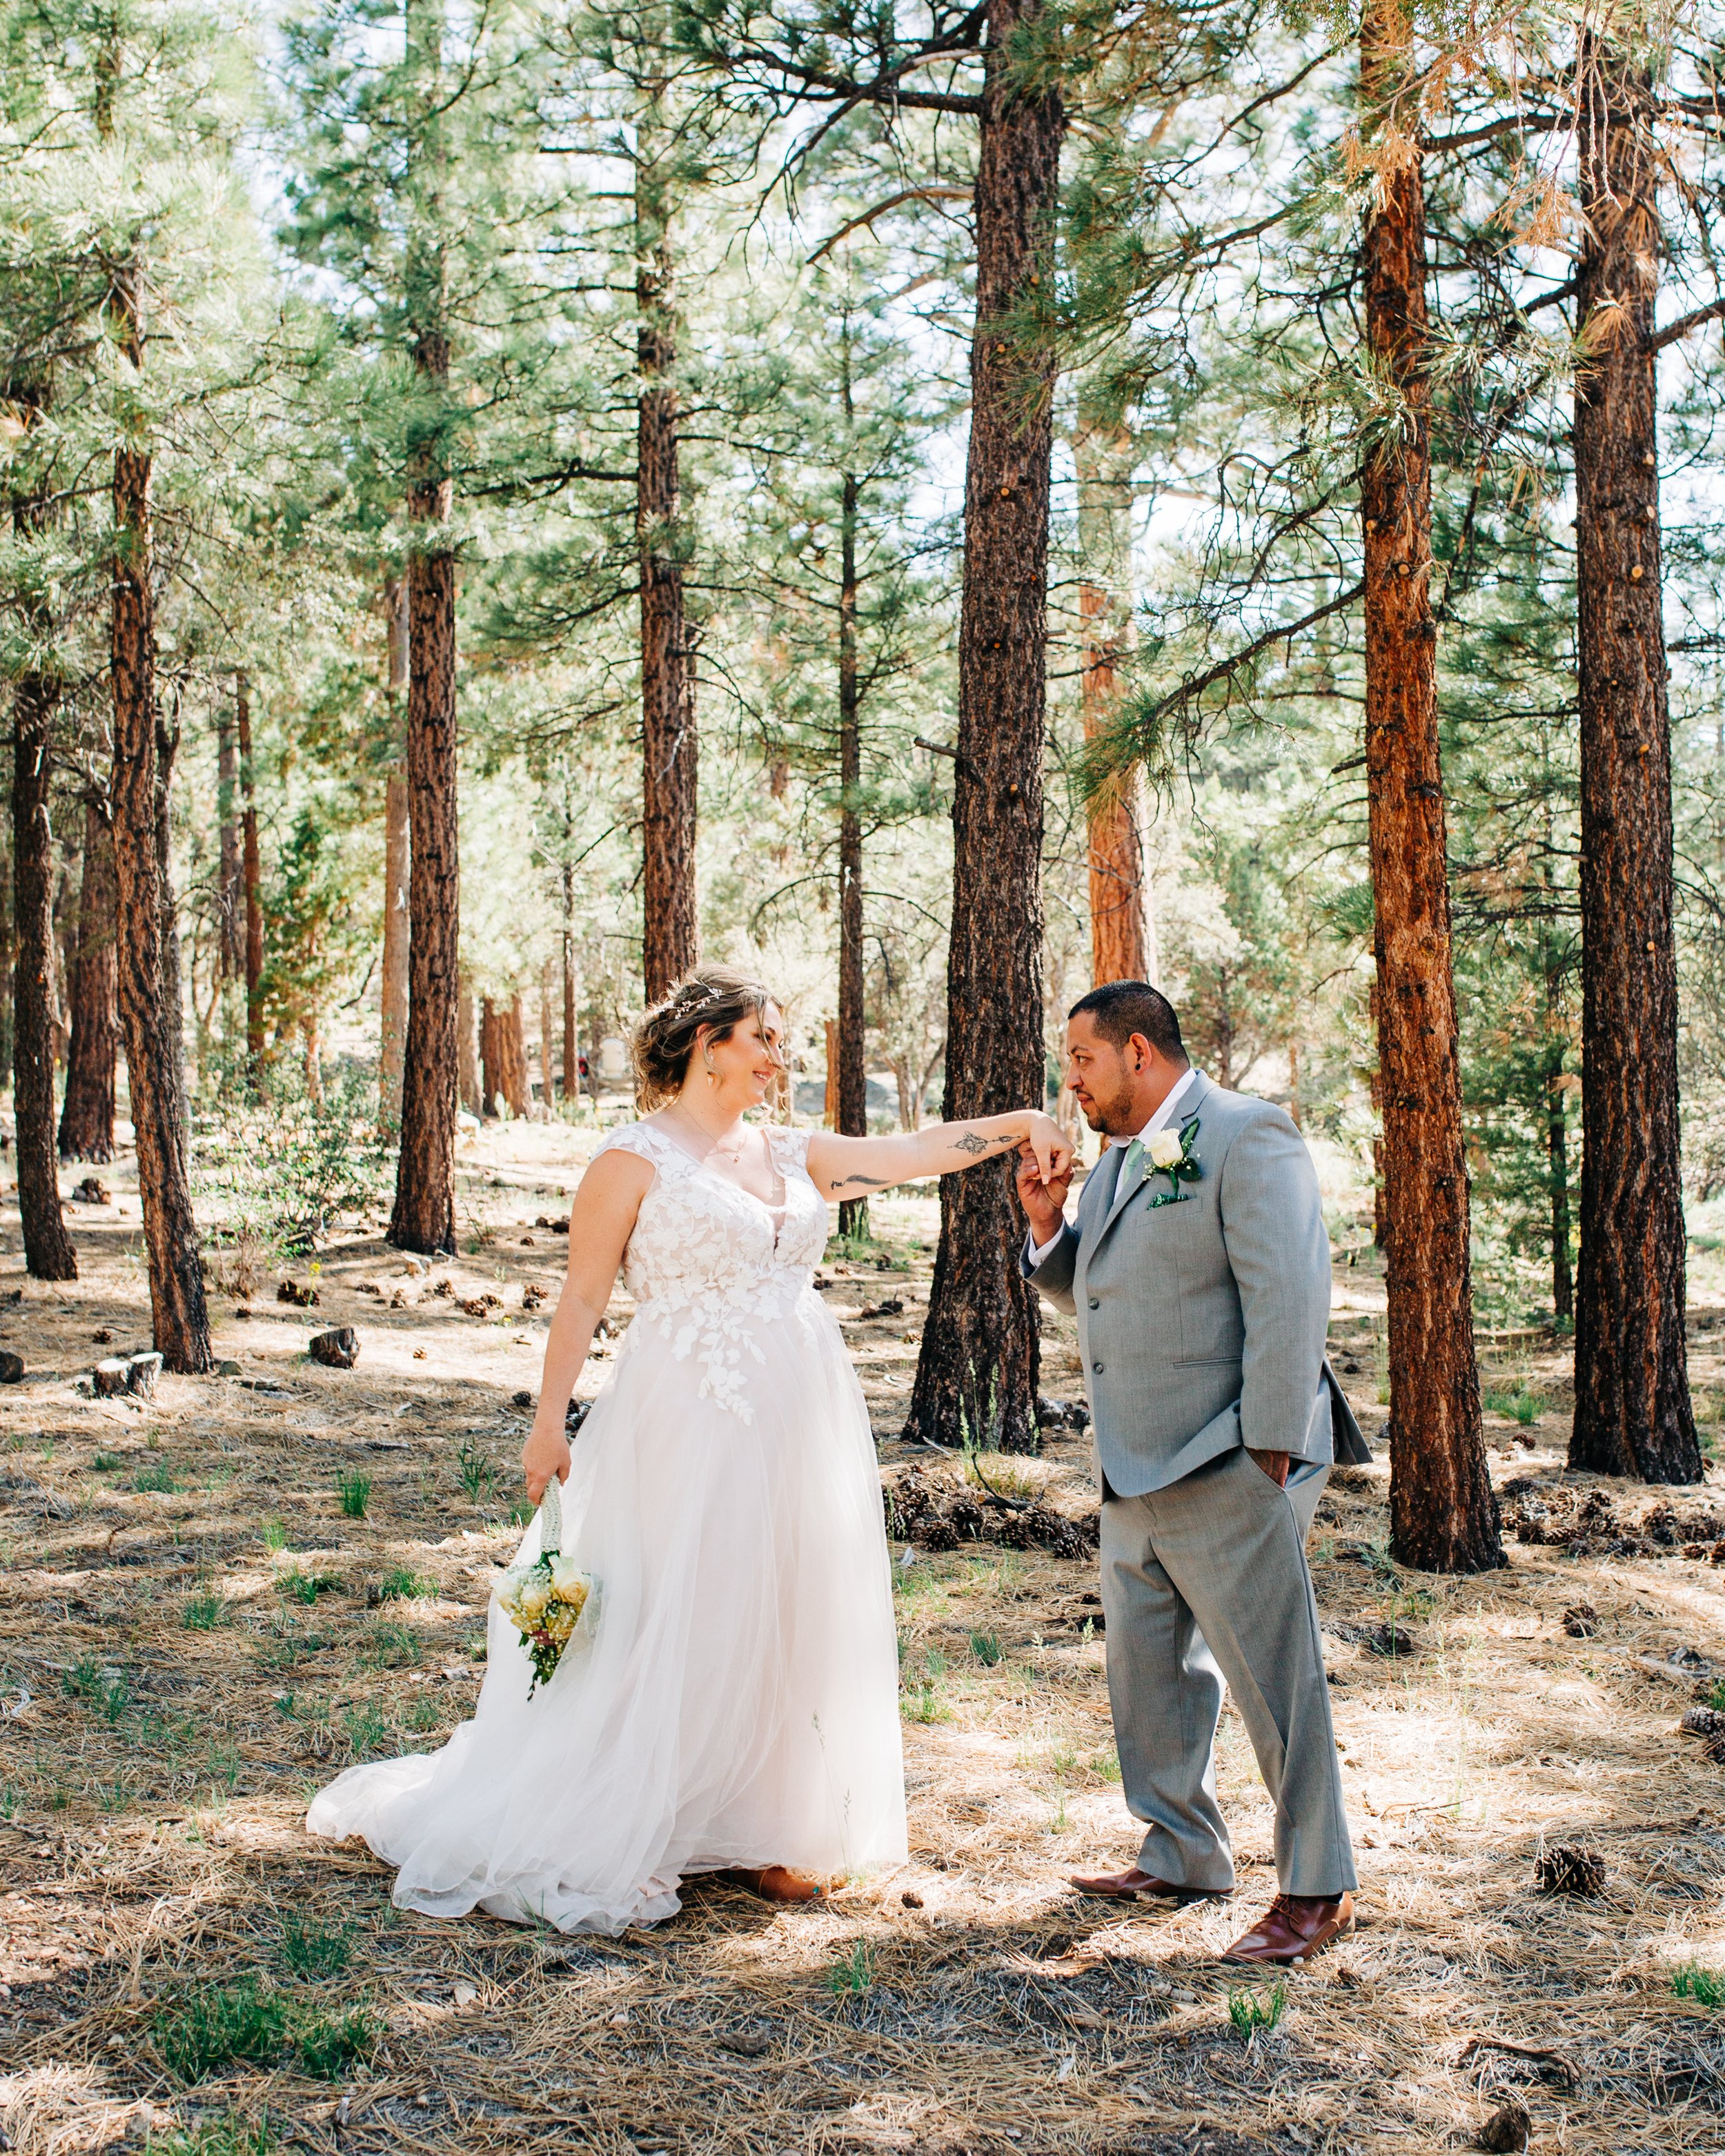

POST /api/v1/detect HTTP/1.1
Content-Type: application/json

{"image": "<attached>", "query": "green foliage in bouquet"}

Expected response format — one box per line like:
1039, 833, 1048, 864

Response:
496, 1478, 593, 1698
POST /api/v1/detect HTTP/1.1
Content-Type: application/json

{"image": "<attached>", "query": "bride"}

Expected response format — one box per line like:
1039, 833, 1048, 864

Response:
308, 965, 1070, 1933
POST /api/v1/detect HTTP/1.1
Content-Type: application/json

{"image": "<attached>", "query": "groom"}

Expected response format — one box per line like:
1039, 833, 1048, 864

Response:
1017, 980, 1369, 1964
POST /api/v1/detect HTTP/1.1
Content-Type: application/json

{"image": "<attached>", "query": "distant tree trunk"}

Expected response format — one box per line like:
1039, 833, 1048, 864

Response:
1569, 37, 1699, 1483
1359, 0, 1499, 1570
905, 0, 1061, 1454
379, 771, 411, 1122
154, 698, 187, 1143
1544, 942, 1574, 1322
12, 666, 77, 1280
1074, 398, 1148, 987
562, 862, 580, 1104
108, 263, 211, 1370
480, 993, 529, 1118
237, 672, 264, 1076
457, 972, 482, 1116
59, 796, 117, 1163
837, 464, 869, 1239
0, 822, 13, 1091
636, 112, 698, 1000
216, 696, 241, 979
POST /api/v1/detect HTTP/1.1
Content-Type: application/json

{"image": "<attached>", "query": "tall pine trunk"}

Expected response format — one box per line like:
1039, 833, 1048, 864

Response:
388, 0, 460, 1254
59, 795, 117, 1163
379, 770, 411, 1122
905, 0, 1061, 1453
1074, 399, 1149, 985
109, 263, 210, 1371
480, 993, 529, 1118
13, 675, 77, 1280
836, 464, 869, 1238
237, 672, 264, 1075
1569, 37, 1699, 1482
154, 698, 187, 1141
216, 695, 241, 978
562, 860, 580, 1105
1359, 0, 1499, 1570
636, 109, 698, 1000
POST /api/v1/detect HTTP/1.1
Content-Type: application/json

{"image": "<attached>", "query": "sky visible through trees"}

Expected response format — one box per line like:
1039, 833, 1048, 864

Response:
7, 0, 1725, 1558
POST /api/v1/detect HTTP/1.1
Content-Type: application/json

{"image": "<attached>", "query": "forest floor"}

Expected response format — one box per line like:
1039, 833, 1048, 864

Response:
3, 1117, 1725, 2156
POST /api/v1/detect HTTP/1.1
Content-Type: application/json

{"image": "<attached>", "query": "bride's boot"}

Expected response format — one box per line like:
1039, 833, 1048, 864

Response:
731, 1866, 826, 1903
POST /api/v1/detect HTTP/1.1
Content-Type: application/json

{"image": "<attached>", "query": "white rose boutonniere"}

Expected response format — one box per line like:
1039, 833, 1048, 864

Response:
1142, 1114, 1203, 1208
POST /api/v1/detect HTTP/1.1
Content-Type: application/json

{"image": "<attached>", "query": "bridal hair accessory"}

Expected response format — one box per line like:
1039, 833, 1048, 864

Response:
496, 1475, 594, 1698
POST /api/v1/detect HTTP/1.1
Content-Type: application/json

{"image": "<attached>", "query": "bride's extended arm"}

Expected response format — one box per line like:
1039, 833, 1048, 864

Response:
521, 1149, 653, 1501
803, 1109, 1070, 1204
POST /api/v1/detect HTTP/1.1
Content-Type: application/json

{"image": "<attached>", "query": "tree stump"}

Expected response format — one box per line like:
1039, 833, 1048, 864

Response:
309, 1327, 359, 1369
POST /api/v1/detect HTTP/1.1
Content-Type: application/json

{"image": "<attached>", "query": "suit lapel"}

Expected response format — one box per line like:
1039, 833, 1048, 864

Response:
1090, 1071, 1213, 1256
1074, 1143, 1125, 1261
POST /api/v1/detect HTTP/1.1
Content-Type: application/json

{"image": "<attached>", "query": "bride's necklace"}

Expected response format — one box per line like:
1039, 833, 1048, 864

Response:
663, 1107, 749, 1167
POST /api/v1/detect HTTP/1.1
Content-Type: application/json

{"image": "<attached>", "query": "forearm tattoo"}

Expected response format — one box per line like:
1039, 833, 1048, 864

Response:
952, 1129, 1014, 1158
832, 1174, 889, 1191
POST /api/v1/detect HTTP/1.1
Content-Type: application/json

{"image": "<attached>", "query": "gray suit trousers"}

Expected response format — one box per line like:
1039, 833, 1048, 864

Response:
1101, 1447, 1357, 1898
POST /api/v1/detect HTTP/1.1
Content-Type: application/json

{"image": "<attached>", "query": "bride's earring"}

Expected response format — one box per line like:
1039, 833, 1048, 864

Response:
703, 1047, 717, 1083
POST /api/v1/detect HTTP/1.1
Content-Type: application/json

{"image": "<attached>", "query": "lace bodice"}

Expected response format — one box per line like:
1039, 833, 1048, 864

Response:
589, 1122, 831, 1420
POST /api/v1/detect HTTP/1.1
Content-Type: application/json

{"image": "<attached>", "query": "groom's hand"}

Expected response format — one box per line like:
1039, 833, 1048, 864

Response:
1016, 1143, 1071, 1249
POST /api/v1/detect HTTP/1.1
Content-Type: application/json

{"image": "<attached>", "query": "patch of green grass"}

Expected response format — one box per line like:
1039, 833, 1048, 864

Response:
360, 1620, 421, 1670
1228, 1979, 1288, 2035
1483, 1387, 1541, 1426
91, 1452, 122, 1473
404, 1695, 442, 1731
969, 1630, 1003, 1665
133, 1461, 178, 1494
277, 1912, 353, 1979
182, 1588, 228, 1632
901, 1681, 951, 1725
342, 1701, 392, 1757
375, 1564, 435, 1602
335, 1470, 371, 1519
0, 1783, 17, 1819
457, 1438, 495, 1502
144, 2111, 279, 2156
1090, 1748, 1123, 1784
260, 1520, 289, 1552
277, 1567, 339, 1606
152, 1975, 290, 2083
507, 1496, 533, 1527
295, 1999, 382, 2079
1673, 1961, 1725, 2008
822, 1940, 874, 1996
63, 1655, 130, 1721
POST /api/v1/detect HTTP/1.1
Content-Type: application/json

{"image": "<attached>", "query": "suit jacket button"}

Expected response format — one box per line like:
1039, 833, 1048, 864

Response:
1088, 1296, 1099, 1309
1092, 1360, 1104, 1373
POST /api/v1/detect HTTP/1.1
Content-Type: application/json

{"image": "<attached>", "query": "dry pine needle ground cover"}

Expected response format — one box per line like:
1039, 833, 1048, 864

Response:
2, 1122, 1725, 2156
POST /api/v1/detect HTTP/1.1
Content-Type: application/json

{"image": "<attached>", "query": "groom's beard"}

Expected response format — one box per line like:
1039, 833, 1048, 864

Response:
1079, 1075, 1141, 1138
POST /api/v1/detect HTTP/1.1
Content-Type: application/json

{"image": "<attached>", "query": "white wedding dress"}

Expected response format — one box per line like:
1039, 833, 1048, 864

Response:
307, 1122, 907, 1932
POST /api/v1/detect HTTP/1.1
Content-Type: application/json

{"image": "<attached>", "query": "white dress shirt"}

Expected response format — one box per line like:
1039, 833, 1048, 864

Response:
1027, 1066, 1199, 1266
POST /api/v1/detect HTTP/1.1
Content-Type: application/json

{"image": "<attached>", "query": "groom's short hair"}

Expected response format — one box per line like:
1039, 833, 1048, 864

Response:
1068, 980, 1187, 1065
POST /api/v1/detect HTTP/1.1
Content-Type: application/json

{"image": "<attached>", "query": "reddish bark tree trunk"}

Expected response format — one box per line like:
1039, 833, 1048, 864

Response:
1074, 403, 1148, 985
109, 266, 211, 1370
457, 972, 481, 1116
12, 673, 76, 1279
1359, 2, 1499, 1570
59, 795, 117, 1163
637, 142, 698, 1001
480, 993, 529, 1118
562, 862, 580, 1104
1568, 41, 1699, 1482
237, 673, 264, 1076
905, 0, 1062, 1453
379, 770, 411, 1122
836, 465, 869, 1239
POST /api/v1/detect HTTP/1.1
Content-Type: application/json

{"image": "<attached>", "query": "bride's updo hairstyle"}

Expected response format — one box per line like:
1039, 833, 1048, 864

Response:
633, 966, 778, 1109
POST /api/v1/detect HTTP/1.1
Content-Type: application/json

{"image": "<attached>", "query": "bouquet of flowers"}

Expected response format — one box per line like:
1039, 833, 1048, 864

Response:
497, 1476, 593, 1698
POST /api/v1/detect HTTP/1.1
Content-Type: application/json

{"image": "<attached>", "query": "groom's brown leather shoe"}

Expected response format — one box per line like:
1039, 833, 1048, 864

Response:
1069, 1866, 1230, 1902
1221, 1890, 1353, 1964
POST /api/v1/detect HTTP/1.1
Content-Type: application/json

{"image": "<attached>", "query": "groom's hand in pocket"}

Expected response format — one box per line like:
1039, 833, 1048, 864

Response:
1016, 1142, 1071, 1248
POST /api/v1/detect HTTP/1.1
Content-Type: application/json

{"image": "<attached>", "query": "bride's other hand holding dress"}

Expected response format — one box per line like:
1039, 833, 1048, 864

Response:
308, 965, 1069, 1935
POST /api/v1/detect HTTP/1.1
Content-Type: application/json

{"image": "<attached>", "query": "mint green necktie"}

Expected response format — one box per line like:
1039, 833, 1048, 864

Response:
1118, 1137, 1145, 1192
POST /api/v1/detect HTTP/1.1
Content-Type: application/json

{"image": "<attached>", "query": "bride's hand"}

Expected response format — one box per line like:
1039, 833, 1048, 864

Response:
522, 1423, 571, 1505
1020, 1110, 1072, 1189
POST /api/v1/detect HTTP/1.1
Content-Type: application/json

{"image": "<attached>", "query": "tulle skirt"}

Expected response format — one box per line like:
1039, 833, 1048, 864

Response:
306, 1287, 907, 1932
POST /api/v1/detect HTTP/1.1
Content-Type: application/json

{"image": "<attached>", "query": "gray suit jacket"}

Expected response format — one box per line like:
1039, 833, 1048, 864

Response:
1023, 1071, 1370, 1499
